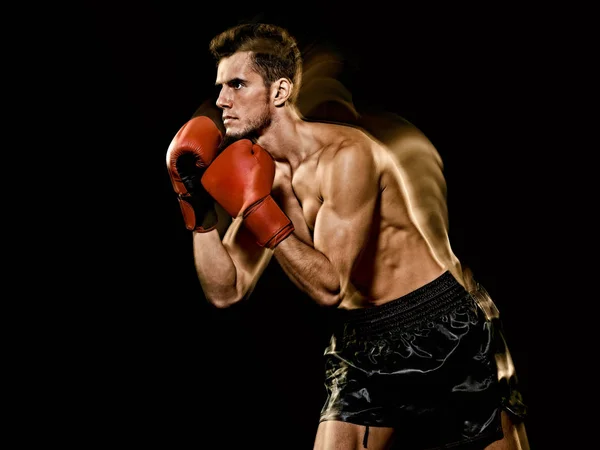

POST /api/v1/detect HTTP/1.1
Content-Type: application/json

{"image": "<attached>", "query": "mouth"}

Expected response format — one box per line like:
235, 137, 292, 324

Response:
222, 116, 236, 124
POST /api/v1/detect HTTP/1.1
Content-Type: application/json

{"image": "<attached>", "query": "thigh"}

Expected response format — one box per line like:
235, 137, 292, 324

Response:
314, 420, 395, 450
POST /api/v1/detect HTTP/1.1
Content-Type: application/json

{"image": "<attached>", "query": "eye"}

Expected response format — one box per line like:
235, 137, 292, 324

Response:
227, 79, 244, 90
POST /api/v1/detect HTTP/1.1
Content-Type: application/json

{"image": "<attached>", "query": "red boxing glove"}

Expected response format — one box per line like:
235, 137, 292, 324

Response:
201, 140, 294, 249
166, 116, 222, 232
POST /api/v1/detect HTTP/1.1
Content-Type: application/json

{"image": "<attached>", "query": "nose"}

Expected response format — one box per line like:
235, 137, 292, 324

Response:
216, 87, 231, 110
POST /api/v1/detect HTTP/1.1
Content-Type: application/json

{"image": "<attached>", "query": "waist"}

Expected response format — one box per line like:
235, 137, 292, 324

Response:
334, 271, 472, 335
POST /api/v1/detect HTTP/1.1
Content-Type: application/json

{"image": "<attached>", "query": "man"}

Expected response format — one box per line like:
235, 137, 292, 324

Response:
166, 23, 529, 450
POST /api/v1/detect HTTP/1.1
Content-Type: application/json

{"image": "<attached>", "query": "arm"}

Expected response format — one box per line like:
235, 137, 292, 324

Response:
192, 212, 273, 308
166, 118, 276, 308
194, 140, 294, 307
274, 143, 379, 306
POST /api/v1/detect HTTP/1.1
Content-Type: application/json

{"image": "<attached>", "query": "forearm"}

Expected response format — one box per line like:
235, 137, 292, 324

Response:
193, 216, 272, 308
192, 229, 239, 307
273, 233, 341, 306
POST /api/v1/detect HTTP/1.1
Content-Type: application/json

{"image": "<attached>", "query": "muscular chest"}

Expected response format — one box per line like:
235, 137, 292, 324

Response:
291, 161, 322, 231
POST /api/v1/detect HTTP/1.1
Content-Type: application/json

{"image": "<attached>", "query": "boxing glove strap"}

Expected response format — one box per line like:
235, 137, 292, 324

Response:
243, 196, 294, 248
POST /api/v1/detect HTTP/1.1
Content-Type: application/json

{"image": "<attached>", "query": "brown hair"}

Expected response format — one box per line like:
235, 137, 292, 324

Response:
209, 23, 303, 103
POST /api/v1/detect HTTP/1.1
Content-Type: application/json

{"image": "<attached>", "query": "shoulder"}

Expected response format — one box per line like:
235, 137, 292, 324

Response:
314, 122, 378, 162
317, 130, 383, 190
300, 120, 386, 178
357, 113, 439, 160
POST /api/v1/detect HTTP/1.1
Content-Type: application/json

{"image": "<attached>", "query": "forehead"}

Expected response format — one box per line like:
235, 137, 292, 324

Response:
215, 51, 259, 83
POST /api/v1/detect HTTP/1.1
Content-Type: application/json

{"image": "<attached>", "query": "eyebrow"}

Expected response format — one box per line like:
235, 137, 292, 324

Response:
215, 77, 245, 87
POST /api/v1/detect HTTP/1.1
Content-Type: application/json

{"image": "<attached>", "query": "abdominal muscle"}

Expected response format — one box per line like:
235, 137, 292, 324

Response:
301, 189, 446, 310
292, 130, 449, 310
344, 224, 446, 309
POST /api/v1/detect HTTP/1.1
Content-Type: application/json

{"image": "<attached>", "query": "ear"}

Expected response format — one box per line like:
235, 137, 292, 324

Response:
272, 78, 293, 106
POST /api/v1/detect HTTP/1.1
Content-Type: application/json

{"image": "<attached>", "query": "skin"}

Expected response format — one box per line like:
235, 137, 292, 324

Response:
192, 50, 529, 449
210, 51, 444, 309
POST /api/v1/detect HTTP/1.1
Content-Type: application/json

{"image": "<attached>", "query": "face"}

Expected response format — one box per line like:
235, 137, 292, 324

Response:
215, 51, 272, 139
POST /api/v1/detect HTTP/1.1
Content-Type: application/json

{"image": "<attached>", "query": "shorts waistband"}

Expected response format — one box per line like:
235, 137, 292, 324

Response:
337, 271, 471, 336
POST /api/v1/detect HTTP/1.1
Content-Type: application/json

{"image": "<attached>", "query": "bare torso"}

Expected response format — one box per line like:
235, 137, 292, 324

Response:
274, 120, 449, 309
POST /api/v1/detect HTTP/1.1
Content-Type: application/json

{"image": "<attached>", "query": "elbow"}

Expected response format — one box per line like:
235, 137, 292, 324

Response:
208, 297, 239, 309
315, 278, 363, 308
320, 296, 341, 308
315, 286, 342, 308
204, 290, 243, 309
309, 272, 342, 306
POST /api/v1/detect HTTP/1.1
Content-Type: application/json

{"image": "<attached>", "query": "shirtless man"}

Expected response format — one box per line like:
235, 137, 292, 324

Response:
166, 23, 529, 450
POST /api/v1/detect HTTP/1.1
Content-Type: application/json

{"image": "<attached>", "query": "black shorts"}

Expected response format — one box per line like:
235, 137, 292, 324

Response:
319, 271, 526, 449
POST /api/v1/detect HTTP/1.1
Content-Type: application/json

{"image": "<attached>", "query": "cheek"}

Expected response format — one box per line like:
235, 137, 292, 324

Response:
247, 91, 269, 109
254, 99, 271, 117
237, 91, 269, 120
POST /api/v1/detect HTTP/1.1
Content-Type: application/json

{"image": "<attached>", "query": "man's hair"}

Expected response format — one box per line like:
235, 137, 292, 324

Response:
209, 23, 303, 103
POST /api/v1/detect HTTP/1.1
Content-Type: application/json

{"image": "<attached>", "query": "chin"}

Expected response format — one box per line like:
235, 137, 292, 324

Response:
225, 127, 241, 137
227, 128, 253, 140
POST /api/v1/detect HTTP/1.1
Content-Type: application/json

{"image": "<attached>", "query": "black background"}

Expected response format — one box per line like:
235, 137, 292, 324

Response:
71, 2, 551, 448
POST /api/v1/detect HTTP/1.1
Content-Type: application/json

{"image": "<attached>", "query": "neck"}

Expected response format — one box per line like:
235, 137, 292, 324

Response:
256, 105, 312, 171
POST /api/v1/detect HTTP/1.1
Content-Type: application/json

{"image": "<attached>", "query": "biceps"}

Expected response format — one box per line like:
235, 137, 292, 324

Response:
314, 203, 375, 273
